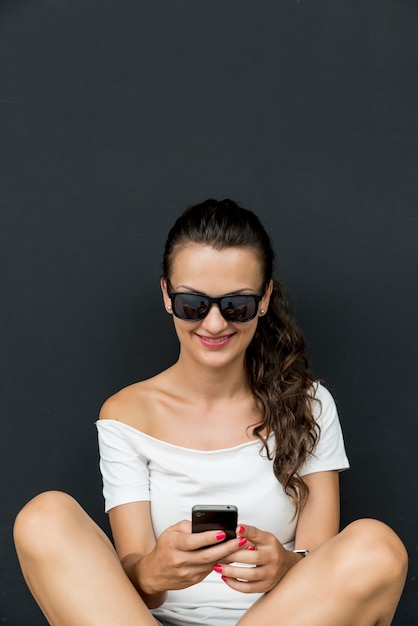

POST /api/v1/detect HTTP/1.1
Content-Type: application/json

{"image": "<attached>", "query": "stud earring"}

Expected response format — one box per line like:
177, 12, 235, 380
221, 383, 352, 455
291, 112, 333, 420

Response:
167, 305, 172, 312
260, 309, 265, 315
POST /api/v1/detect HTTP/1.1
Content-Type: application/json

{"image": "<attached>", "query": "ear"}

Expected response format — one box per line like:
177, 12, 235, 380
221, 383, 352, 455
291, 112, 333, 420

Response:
259, 279, 273, 316
160, 278, 173, 314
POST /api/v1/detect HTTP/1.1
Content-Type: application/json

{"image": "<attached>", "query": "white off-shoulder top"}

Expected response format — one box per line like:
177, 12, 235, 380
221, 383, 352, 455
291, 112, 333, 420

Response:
96, 382, 349, 626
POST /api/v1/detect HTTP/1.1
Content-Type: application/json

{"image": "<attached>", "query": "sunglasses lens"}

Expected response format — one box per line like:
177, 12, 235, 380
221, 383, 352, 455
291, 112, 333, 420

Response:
220, 296, 258, 322
170, 293, 260, 322
172, 294, 210, 320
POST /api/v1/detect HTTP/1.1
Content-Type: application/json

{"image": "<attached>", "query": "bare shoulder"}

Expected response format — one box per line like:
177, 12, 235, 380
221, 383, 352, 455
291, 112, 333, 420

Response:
98, 383, 142, 421
98, 369, 174, 433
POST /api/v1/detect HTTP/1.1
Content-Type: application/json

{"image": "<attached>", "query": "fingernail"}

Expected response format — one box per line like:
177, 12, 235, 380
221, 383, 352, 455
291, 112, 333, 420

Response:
238, 537, 247, 547
245, 545, 255, 550
238, 525, 245, 535
216, 531, 226, 541
221, 575, 228, 582
213, 564, 223, 573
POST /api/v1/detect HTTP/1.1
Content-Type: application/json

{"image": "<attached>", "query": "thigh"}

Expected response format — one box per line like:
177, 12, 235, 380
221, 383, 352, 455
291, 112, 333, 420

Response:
237, 519, 407, 626
14, 491, 159, 626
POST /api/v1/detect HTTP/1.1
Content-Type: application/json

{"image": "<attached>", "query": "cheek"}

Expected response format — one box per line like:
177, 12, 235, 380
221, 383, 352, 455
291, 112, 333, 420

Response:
173, 318, 196, 338
241, 321, 259, 345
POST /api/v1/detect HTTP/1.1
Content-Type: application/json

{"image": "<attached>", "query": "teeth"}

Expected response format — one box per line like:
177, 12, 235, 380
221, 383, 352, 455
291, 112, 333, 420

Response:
204, 336, 228, 343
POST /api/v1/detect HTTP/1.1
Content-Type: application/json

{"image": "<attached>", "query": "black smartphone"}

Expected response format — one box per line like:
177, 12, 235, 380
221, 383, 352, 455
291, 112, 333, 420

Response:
192, 504, 238, 543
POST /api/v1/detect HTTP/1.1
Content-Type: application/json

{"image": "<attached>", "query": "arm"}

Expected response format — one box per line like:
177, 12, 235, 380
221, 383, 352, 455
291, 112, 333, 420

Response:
109, 501, 166, 609
98, 397, 251, 607
99, 396, 166, 608
110, 500, 254, 607
295, 469, 340, 551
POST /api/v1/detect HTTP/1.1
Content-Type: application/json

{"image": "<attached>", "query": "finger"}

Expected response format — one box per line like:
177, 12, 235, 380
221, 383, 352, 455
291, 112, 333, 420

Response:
170, 521, 236, 552
196, 533, 248, 552
236, 524, 264, 544
220, 574, 267, 594
213, 562, 258, 582
191, 535, 251, 566
188, 529, 233, 551
217, 563, 271, 594
220, 547, 259, 565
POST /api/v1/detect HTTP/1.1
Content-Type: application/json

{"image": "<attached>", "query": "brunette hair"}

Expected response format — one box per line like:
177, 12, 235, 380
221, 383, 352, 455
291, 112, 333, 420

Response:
162, 198, 319, 512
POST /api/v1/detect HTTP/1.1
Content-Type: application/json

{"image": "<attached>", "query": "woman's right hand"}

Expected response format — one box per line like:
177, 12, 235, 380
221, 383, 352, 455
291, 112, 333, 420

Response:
135, 519, 248, 595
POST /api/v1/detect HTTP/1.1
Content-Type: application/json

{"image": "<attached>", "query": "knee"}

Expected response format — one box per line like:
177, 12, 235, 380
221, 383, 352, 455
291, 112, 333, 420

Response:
339, 519, 408, 591
14, 491, 80, 557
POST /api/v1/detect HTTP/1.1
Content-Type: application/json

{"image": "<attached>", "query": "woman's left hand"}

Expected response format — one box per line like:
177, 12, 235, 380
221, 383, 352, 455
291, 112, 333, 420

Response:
213, 524, 301, 594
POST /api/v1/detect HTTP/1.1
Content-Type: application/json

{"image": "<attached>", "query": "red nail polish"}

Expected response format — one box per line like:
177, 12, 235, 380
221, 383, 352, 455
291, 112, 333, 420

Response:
221, 575, 228, 582
238, 525, 245, 535
216, 531, 226, 541
238, 537, 247, 547
213, 564, 223, 573
245, 545, 255, 550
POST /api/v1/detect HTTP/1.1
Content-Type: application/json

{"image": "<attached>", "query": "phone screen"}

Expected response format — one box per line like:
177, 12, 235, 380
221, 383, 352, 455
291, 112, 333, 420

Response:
192, 505, 238, 542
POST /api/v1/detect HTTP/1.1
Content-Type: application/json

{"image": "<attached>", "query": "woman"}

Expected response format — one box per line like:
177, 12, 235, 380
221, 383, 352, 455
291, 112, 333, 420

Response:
14, 199, 407, 626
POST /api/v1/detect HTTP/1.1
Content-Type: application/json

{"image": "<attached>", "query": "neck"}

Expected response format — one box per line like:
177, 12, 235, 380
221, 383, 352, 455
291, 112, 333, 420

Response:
172, 353, 250, 403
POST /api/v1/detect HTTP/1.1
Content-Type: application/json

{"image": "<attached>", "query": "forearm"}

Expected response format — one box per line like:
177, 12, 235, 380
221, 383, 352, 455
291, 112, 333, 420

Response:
272, 548, 305, 587
121, 553, 168, 609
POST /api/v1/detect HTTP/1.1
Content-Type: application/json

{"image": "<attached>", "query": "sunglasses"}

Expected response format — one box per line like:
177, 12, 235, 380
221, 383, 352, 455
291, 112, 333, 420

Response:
167, 290, 265, 323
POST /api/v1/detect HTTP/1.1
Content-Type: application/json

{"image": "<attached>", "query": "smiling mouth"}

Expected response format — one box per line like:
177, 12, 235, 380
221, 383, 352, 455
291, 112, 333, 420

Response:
197, 334, 235, 343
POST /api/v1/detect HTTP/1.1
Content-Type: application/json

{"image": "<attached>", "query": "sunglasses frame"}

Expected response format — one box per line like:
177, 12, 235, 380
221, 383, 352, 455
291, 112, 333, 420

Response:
167, 290, 265, 323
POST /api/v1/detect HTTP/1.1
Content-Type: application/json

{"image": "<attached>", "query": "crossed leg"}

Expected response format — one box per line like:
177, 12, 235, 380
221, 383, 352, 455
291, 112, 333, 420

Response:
14, 491, 159, 626
14, 491, 407, 626
238, 519, 408, 626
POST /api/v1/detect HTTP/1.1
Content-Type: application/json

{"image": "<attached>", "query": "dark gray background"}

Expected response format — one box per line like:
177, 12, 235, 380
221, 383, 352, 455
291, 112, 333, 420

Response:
1, 1, 417, 624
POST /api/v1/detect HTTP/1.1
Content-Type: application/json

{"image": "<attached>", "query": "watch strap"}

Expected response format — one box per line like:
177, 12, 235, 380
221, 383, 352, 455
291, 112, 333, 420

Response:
293, 549, 310, 557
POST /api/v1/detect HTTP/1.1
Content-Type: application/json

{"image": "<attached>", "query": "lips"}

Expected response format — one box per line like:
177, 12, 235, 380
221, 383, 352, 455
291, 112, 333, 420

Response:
197, 333, 235, 347
200, 335, 231, 343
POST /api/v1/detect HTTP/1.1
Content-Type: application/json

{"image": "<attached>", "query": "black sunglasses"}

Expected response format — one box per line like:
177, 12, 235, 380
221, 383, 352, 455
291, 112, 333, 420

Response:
167, 291, 265, 323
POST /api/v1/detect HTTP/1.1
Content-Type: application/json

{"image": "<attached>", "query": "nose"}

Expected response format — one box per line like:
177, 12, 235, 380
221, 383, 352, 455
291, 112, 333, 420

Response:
200, 303, 229, 333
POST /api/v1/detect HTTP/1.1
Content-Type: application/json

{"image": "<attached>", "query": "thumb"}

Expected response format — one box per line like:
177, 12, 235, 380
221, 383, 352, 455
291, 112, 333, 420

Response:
169, 519, 192, 534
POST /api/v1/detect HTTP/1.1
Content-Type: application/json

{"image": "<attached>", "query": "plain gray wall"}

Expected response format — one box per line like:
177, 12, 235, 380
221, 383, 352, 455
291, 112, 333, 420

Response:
1, 1, 417, 623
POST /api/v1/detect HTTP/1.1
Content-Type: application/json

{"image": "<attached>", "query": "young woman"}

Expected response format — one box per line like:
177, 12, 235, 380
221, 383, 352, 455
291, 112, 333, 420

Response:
14, 199, 407, 626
